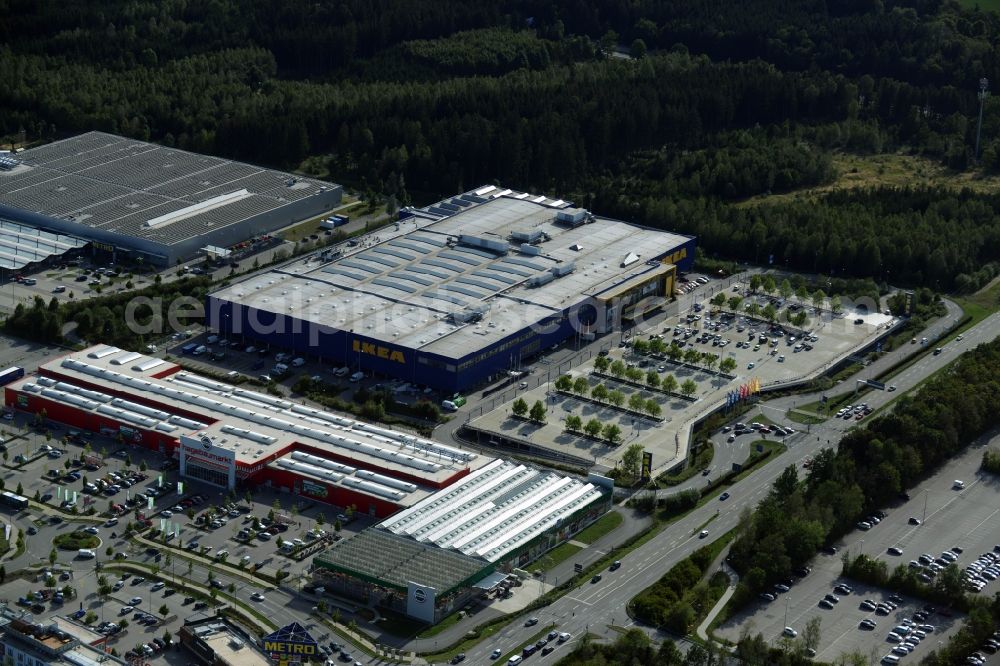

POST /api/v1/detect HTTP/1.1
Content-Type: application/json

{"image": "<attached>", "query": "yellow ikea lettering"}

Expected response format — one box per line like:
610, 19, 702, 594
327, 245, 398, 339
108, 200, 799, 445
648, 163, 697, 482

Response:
352, 339, 405, 364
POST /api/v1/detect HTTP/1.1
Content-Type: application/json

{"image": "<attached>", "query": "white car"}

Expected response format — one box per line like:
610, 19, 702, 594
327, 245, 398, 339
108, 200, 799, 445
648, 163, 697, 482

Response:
250, 592, 265, 602
150, 582, 164, 591
159, 510, 172, 518
783, 627, 797, 637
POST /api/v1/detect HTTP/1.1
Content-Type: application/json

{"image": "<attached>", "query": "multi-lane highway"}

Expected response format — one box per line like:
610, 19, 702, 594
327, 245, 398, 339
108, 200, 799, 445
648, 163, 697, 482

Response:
435, 307, 999, 663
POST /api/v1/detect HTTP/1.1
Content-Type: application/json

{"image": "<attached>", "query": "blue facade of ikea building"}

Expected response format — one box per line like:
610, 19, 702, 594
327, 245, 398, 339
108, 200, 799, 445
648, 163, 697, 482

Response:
208, 296, 593, 393
206, 186, 696, 394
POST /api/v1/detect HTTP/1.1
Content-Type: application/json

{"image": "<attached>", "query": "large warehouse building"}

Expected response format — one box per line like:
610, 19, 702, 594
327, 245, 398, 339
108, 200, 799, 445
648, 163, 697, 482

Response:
312, 459, 612, 623
3, 345, 485, 518
0, 132, 341, 268
207, 185, 695, 392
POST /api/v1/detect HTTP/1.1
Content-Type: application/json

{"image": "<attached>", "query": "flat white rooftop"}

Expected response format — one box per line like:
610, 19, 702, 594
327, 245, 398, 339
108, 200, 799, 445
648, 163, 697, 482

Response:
18, 346, 485, 504
211, 191, 691, 360
379, 458, 606, 563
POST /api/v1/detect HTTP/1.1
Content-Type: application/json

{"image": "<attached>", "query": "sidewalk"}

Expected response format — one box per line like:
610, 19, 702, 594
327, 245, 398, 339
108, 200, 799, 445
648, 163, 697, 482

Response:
696, 562, 738, 642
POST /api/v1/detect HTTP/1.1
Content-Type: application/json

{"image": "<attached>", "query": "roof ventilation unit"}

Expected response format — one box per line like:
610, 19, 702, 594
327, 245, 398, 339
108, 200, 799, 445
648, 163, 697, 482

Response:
550, 262, 575, 277
621, 252, 640, 267
519, 243, 542, 256
555, 208, 587, 227
458, 234, 509, 255
511, 229, 543, 244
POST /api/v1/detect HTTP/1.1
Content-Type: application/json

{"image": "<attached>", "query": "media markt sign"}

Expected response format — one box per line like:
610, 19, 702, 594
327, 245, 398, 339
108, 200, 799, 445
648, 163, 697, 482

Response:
301, 480, 327, 498
261, 622, 318, 662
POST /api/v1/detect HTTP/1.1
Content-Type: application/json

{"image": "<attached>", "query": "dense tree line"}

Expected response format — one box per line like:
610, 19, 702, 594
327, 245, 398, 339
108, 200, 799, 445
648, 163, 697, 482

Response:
631, 540, 728, 633
556, 626, 816, 666
3, 1, 1000, 293
610, 186, 1000, 291
3, 277, 212, 347
727, 335, 1000, 606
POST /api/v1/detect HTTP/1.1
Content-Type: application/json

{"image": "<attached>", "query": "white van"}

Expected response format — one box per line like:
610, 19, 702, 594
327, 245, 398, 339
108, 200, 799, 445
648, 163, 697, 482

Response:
507, 657, 522, 666
273, 363, 289, 374
206, 335, 219, 344
275, 353, 290, 363
77, 549, 95, 559
193, 345, 207, 355
334, 367, 350, 377
441, 400, 457, 412
349, 371, 364, 383
291, 357, 305, 367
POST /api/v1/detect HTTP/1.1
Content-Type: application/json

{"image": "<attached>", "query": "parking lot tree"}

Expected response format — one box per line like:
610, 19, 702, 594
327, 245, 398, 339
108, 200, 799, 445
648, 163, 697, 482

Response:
118, 619, 128, 630
646, 371, 660, 388
584, 418, 603, 438
830, 295, 842, 313
719, 357, 737, 375
609, 360, 627, 379
763, 303, 777, 323
44, 574, 55, 588
763, 276, 776, 295
158, 604, 169, 618
666, 343, 682, 362
621, 444, 644, 478
84, 611, 97, 625
227, 582, 235, 593
591, 384, 609, 402
792, 311, 808, 327
680, 379, 698, 397
711, 292, 726, 308
105, 546, 112, 557
629, 393, 645, 413
648, 337, 667, 355
779, 279, 793, 301
682, 349, 701, 366
747, 302, 761, 318
511, 397, 528, 418
811, 290, 826, 310
661, 374, 678, 393
565, 415, 583, 432
608, 390, 626, 408
632, 339, 649, 355
33, 490, 39, 501
645, 400, 662, 418
803, 616, 822, 654
529, 400, 547, 424
594, 355, 610, 373
315, 512, 325, 527
728, 295, 743, 312
187, 561, 193, 578
749, 275, 763, 293
15, 482, 21, 495
139, 460, 146, 472
702, 353, 719, 374
572, 376, 590, 396
555, 375, 573, 392
604, 423, 623, 445
625, 366, 644, 383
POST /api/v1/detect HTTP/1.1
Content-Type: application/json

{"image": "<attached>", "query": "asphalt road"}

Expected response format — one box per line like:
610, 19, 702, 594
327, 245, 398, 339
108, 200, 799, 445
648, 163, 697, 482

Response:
429, 303, 997, 663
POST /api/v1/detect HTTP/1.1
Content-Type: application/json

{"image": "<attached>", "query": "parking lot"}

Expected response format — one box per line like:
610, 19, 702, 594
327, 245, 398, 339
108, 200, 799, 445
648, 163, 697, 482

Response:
718, 436, 1000, 663
468, 284, 886, 470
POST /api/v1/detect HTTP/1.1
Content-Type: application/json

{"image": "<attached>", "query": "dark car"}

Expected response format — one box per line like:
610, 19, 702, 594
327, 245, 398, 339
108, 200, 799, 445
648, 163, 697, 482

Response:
194, 601, 208, 610
451, 655, 466, 664
183, 597, 195, 605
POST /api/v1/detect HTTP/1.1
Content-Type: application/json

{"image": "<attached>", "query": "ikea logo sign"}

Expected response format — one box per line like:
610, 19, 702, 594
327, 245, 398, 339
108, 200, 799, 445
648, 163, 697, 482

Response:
353, 339, 405, 364
263, 642, 316, 655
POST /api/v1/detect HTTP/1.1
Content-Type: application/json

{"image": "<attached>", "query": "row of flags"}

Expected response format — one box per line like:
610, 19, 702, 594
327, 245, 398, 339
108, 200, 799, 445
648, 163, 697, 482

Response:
725, 376, 761, 406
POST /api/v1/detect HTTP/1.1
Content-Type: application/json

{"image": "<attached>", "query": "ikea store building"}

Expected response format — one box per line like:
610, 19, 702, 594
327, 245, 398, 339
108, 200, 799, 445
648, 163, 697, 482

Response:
207, 186, 695, 392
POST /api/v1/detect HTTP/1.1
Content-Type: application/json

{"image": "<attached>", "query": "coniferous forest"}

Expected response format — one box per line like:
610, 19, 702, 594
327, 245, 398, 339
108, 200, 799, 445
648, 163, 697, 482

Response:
3, 1, 1000, 289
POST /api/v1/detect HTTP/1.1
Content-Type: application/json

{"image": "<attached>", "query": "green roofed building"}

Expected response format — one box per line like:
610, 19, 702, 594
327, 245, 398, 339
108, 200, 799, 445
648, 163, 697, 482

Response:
312, 458, 612, 624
